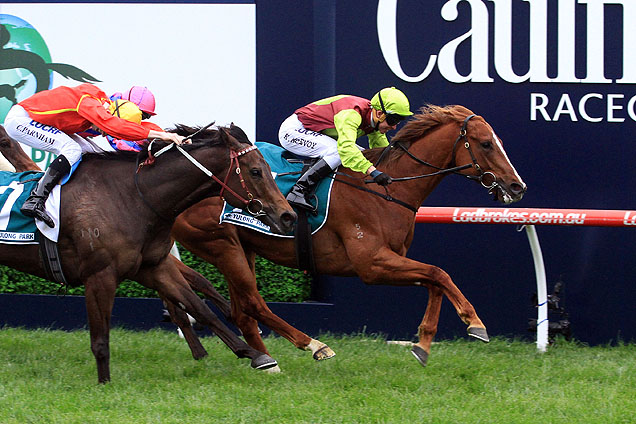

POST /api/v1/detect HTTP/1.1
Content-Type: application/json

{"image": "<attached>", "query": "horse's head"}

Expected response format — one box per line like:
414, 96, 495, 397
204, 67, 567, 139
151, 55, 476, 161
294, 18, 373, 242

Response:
172, 124, 296, 234
387, 105, 526, 205
450, 112, 526, 204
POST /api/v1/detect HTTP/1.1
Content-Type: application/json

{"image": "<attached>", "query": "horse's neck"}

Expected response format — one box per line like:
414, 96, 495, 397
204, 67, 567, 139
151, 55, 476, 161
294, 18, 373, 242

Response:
137, 148, 228, 219
383, 126, 456, 209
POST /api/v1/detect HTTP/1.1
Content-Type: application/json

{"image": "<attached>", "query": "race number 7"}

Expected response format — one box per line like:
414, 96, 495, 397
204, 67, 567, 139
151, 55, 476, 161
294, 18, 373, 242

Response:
0, 181, 26, 231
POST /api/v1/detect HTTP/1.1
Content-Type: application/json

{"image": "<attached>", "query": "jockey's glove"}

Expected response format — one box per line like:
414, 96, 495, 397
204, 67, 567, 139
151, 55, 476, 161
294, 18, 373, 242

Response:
370, 169, 392, 186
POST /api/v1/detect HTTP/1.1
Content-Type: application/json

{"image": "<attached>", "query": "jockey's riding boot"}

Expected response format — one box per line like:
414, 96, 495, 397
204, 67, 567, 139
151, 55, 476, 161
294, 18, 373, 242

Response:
286, 158, 333, 211
20, 155, 71, 228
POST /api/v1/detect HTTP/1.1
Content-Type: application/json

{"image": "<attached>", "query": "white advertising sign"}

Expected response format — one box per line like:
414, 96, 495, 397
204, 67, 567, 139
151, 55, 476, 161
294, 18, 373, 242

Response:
0, 3, 255, 169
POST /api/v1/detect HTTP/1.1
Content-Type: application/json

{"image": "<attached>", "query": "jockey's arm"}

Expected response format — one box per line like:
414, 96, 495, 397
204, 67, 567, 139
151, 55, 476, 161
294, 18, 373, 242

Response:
333, 109, 374, 174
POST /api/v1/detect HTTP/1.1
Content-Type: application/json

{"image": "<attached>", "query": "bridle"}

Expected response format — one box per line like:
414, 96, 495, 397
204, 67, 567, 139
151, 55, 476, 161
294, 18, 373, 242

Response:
135, 138, 265, 221
379, 114, 500, 192
333, 114, 503, 212
449, 114, 499, 191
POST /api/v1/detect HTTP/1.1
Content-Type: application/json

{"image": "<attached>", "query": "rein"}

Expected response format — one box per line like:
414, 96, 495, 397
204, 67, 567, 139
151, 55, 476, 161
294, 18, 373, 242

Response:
342, 114, 500, 211
332, 173, 418, 212
134, 138, 263, 221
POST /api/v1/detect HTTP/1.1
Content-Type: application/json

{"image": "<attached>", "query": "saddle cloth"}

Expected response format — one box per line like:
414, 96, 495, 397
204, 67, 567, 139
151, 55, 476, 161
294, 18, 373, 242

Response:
0, 170, 66, 244
219, 142, 335, 237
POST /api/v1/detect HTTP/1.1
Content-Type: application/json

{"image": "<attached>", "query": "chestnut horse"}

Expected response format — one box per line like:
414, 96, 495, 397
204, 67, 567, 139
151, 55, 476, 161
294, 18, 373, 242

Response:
0, 124, 295, 383
171, 105, 527, 367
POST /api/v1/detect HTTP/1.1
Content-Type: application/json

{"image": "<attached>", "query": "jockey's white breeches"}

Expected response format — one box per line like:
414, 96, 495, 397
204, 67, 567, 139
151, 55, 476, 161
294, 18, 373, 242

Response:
278, 114, 342, 169
4, 105, 107, 166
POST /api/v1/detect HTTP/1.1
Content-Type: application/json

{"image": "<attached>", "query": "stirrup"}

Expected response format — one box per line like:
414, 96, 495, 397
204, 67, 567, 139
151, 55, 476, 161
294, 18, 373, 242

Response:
20, 196, 45, 216
286, 192, 316, 212
287, 192, 318, 214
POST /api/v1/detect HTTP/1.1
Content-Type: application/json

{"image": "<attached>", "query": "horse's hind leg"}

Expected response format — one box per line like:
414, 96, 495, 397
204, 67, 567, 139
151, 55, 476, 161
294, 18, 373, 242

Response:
136, 259, 278, 371
162, 296, 208, 360
172, 256, 232, 319
83, 271, 118, 384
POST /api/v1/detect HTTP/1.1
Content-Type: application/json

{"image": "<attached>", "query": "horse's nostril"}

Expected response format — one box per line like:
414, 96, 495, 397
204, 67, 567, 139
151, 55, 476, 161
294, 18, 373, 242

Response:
282, 211, 297, 226
510, 182, 526, 195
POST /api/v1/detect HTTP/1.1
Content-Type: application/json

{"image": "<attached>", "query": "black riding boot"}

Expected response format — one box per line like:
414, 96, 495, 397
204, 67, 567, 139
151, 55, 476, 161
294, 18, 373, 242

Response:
286, 158, 334, 210
20, 155, 71, 228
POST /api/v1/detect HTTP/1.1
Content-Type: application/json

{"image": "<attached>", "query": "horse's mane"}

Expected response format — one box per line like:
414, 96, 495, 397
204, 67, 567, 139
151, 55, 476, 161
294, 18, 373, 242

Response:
363, 104, 476, 165
81, 123, 251, 163
171, 122, 252, 146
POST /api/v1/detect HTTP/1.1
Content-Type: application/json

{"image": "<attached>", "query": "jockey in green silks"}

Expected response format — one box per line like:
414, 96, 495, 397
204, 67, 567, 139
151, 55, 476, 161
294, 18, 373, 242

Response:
278, 87, 413, 211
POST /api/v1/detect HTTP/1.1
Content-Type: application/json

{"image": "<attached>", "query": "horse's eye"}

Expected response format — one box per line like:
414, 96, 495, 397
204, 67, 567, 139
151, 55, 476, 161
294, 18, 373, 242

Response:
481, 141, 492, 149
250, 168, 262, 178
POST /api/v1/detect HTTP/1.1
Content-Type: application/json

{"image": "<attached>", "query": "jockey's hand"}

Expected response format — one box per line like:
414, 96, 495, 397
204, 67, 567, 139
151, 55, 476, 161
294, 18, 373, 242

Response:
148, 130, 191, 145
370, 169, 392, 186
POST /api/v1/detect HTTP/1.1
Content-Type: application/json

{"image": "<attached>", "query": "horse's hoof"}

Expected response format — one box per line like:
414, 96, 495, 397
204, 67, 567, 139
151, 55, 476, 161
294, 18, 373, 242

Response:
251, 354, 278, 370
306, 339, 336, 361
192, 351, 208, 360
411, 345, 428, 367
468, 326, 490, 343
313, 345, 336, 361
264, 365, 281, 373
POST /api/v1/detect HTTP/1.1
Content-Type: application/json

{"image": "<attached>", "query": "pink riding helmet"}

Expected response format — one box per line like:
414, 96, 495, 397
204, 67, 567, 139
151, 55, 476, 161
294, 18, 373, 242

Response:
122, 86, 156, 116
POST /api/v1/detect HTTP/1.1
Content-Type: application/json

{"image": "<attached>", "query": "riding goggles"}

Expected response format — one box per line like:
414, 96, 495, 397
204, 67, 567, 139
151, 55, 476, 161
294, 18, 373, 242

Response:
378, 90, 406, 126
385, 113, 405, 126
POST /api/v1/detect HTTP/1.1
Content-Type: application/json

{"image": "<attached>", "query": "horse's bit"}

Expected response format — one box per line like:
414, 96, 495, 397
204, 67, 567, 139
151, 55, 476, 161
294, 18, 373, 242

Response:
137, 140, 265, 220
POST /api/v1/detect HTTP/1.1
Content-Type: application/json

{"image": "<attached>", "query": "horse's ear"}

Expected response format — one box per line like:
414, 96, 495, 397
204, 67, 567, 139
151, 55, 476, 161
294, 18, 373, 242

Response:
219, 126, 242, 150
228, 123, 250, 143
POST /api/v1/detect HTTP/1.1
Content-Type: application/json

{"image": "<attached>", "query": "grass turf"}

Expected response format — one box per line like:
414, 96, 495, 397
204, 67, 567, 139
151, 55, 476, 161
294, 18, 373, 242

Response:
0, 327, 634, 423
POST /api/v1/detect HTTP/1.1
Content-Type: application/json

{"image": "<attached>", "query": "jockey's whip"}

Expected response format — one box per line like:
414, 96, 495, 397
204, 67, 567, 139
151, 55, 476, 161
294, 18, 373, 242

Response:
182, 121, 216, 142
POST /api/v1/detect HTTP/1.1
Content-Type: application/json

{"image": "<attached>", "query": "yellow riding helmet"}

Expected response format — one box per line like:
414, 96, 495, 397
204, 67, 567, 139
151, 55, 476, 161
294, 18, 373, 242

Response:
370, 87, 413, 117
108, 99, 142, 124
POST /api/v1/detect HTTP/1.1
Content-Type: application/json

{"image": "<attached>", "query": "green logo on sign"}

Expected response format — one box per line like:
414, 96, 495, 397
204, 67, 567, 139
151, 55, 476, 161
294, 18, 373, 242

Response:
0, 14, 101, 167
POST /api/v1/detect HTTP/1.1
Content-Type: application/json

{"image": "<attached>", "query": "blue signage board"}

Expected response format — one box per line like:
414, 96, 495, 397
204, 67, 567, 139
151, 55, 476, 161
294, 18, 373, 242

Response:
257, 0, 636, 344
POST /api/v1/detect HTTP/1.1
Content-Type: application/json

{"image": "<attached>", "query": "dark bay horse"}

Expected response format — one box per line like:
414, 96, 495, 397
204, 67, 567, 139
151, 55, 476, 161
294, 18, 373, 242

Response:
171, 105, 527, 367
0, 123, 296, 383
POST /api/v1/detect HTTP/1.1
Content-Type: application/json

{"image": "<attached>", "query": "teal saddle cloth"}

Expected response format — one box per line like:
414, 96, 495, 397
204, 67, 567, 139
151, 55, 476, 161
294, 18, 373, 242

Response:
220, 142, 335, 237
0, 170, 42, 244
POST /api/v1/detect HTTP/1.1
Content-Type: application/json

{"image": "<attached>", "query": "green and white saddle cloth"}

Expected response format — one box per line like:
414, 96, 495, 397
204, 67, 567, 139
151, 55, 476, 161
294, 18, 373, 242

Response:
0, 170, 43, 244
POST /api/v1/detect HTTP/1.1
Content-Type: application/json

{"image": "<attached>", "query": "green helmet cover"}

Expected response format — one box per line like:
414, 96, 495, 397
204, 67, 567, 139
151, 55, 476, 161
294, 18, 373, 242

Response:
370, 87, 413, 117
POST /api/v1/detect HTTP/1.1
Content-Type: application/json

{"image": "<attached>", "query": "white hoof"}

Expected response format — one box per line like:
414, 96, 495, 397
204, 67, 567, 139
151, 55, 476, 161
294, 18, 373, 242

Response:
305, 339, 336, 360
264, 365, 281, 373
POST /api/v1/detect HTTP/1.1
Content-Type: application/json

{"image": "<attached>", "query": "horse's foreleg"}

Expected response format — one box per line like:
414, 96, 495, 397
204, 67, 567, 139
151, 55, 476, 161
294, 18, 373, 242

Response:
136, 260, 278, 371
83, 271, 118, 384
226, 280, 268, 353
162, 296, 208, 360
353, 249, 488, 365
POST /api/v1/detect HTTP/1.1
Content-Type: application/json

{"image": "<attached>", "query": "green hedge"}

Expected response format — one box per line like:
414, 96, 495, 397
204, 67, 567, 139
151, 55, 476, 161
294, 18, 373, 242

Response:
0, 243, 311, 302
